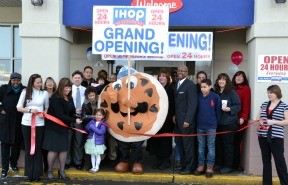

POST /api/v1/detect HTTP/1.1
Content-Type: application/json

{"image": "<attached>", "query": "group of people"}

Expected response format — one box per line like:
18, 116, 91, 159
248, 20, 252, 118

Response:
0, 64, 288, 185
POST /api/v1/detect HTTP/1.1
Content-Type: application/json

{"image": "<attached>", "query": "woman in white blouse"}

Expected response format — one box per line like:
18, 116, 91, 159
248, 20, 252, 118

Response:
17, 74, 49, 182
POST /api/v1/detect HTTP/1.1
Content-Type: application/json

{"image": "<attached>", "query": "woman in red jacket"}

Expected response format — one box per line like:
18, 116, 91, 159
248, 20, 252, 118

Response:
232, 71, 251, 170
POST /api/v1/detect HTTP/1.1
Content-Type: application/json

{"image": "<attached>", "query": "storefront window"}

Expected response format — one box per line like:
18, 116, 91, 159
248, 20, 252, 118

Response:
0, 25, 21, 85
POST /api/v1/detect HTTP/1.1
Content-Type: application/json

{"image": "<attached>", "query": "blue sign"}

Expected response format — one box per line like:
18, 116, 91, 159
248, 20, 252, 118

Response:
63, 0, 254, 27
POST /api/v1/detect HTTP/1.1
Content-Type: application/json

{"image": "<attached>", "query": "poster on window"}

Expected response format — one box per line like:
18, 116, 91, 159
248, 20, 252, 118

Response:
257, 55, 288, 83
92, 6, 169, 56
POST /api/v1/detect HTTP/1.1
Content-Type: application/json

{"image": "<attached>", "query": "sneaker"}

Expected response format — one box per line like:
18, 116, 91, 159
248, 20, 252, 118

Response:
205, 166, 214, 178
89, 168, 99, 173
194, 166, 204, 176
220, 167, 233, 174
10, 166, 19, 173
1, 170, 8, 179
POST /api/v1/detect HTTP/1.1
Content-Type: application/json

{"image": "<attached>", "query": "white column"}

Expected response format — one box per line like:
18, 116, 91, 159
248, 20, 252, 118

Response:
19, 0, 73, 84
244, 0, 288, 175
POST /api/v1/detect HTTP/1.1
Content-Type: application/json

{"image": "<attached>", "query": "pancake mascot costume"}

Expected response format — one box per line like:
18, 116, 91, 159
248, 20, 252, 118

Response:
98, 67, 168, 174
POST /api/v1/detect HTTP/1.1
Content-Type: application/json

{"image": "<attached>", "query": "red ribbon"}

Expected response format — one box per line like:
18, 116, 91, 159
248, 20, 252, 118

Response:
30, 112, 87, 155
115, 120, 259, 138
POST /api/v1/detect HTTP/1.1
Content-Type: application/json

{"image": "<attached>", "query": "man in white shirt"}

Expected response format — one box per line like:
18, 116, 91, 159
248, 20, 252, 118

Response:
66, 70, 86, 170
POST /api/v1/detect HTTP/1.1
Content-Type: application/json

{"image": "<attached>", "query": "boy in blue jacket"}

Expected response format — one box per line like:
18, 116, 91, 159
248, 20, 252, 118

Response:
194, 79, 221, 178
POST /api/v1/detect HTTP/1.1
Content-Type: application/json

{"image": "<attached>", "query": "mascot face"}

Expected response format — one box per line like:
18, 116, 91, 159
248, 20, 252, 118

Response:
99, 72, 168, 142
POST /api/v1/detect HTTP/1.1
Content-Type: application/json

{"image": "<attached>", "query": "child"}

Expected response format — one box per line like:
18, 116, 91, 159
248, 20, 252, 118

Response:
84, 109, 107, 173
194, 79, 221, 178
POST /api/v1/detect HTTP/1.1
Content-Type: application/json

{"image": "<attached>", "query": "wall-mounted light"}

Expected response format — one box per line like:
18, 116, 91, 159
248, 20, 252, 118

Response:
31, 0, 43, 6
275, 0, 286, 3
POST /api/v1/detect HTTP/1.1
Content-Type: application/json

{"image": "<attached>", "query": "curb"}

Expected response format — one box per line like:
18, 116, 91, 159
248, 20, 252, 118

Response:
6, 168, 281, 185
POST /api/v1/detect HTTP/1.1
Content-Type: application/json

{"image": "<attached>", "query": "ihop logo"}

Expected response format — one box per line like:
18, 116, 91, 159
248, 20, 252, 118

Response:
113, 7, 146, 25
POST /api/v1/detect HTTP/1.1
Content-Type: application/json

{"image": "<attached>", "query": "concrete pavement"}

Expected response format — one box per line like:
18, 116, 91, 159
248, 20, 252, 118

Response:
1, 149, 281, 185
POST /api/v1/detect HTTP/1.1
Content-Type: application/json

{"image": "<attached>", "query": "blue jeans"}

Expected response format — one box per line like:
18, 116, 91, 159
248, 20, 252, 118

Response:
197, 128, 216, 167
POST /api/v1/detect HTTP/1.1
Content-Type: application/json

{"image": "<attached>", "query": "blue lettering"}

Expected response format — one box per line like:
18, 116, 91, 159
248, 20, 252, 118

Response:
115, 28, 124, 39
199, 33, 207, 50
104, 27, 113, 39
115, 41, 123, 52
105, 41, 114, 52
94, 41, 105, 52
169, 33, 176, 47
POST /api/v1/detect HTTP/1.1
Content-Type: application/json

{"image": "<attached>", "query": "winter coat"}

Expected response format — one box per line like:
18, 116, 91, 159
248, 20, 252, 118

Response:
85, 119, 107, 145
0, 82, 25, 144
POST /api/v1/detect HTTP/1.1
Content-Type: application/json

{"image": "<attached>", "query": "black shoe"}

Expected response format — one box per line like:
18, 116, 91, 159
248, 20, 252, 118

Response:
10, 166, 19, 173
1, 170, 8, 179
213, 165, 222, 171
152, 160, 162, 169
34, 178, 40, 182
220, 167, 233, 174
64, 164, 70, 170
109, 159, 118, 167
58, 170, 70, 180
159, 160, 171, 170
47, 170, 55, 180
27, 178, 33, 182
194, 170, 204, 176
180, 170, 192, 175
75, 164, 83, 170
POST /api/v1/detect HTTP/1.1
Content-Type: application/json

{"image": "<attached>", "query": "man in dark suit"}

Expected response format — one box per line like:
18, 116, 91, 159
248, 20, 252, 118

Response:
173, 65, 198, 175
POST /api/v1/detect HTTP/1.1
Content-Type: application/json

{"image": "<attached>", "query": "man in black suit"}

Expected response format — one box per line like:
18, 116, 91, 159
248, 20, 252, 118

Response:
173, 65, 198, 175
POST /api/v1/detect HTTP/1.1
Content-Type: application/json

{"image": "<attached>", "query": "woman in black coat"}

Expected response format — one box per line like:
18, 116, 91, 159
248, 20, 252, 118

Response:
0, 73, 25, 178
147, 69, 175, 170
42, 78, 82, 180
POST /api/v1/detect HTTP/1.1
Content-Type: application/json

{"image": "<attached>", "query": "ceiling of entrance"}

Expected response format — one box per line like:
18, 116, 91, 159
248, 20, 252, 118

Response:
0, 0, 21, 7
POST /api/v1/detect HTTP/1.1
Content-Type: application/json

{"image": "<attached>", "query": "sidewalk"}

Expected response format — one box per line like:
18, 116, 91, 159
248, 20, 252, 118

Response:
2, 150, 281, 185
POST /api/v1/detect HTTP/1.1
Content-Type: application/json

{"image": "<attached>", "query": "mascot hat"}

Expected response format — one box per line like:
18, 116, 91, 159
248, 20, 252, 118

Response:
117, 67, 138, 80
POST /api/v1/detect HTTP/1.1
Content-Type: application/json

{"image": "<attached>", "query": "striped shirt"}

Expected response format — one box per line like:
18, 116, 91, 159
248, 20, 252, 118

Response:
257, 101, 288, 138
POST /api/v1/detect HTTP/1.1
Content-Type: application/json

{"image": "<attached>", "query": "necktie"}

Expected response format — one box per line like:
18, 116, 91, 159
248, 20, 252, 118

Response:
76, 87, 81, 109
177, 82, 180, 90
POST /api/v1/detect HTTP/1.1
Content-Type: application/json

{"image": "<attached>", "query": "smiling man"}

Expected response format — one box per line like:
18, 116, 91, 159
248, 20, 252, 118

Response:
0, 72, 26, 179
173, 65, 198, 175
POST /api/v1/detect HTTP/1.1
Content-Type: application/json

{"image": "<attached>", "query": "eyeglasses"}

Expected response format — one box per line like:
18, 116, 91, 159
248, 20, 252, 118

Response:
177, 70, 188, 73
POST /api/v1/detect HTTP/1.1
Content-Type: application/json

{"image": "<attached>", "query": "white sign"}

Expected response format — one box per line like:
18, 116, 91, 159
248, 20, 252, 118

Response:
92, 6, 169, 56
257, 55, 288, 83
102, 32, 213, 61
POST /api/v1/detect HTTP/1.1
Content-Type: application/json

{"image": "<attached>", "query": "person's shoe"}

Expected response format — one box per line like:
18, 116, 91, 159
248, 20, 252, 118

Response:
89, 168, 99, 173
159, 160, 171, 170
180, 169, 192, 175
33, 178, 40, 182
213, 165, 222, 171
75, 164, 83, 170
220, 167, 233, 174
1, 170, 8, 179
64, 164, 70, 170
109, 159, 118, 167
152, 160, 162, 169
47, 170, 55, 180
205, 166, 214, 178
10, 166, 19, 173
58, 170, 70, 180
132, 163, 143, 175
115, 162, 130, 173
194, 166, 204, 176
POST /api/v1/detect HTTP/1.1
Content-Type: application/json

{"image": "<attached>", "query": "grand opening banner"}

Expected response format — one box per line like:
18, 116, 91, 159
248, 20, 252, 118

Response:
102, 32, 213, 61
257, 55, 288, 83
92, 6, 169, 56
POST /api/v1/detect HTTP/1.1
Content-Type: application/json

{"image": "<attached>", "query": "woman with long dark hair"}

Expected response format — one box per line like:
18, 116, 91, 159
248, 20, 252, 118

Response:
147, 69, 174, 170
42, 78, 82, 180
16, 74, 49, 182
231, 71, 251, 170
214, 73, 241, 174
